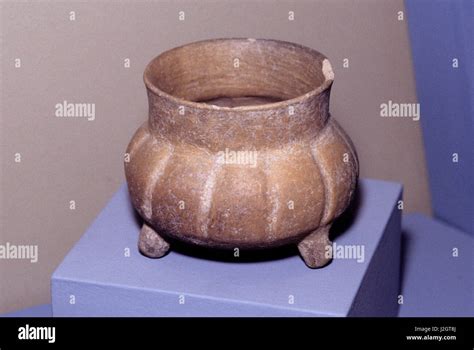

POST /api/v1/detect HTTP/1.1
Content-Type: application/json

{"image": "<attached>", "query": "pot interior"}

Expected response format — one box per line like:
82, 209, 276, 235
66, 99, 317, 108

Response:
145, 39, 331, 108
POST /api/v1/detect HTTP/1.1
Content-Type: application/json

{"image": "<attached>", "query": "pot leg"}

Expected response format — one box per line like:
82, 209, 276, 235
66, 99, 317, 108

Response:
138, 223, 170, 258
298, 225, 332, 268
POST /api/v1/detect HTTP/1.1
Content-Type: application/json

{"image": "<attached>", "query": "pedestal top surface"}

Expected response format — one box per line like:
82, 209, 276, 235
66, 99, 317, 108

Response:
53, 178, 402, 316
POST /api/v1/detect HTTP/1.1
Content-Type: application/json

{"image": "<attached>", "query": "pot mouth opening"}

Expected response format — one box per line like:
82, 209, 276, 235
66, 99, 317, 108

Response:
144, 38, 334, 111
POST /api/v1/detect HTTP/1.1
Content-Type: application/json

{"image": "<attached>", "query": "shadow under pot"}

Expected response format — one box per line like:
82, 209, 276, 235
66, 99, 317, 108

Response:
124, 38, 359, 268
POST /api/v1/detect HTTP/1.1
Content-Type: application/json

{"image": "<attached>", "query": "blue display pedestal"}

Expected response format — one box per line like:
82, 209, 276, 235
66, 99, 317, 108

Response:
1, 304, 52, 318
52, 179, 402, 317
399, 214, 474, 316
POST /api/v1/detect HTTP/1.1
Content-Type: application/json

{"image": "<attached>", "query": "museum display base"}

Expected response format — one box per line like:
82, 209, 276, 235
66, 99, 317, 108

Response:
51, 178, 402, 317
9, 210, 471, 318
399, 214, 474, 316
1, 304, 52, 318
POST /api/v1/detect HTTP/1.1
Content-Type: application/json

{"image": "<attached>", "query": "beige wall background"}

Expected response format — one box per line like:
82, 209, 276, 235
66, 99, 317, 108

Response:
0, 0, 431, 314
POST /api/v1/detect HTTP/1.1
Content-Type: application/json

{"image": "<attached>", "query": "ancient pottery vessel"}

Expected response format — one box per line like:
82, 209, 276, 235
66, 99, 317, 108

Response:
125, 38, 359, 268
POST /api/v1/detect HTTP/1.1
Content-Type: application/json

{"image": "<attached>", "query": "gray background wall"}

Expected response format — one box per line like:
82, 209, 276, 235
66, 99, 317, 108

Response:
0, 0, 431, 314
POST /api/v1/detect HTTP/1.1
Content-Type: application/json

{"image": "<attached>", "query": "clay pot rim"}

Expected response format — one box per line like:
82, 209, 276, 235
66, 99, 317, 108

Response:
143, 38, 334, 112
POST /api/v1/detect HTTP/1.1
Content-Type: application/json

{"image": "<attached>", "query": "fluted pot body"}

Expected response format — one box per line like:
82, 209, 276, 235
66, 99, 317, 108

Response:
125, 39, 359, 268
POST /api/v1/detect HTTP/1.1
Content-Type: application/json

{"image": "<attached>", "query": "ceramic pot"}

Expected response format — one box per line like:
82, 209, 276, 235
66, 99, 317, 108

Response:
124, 38, 359, 268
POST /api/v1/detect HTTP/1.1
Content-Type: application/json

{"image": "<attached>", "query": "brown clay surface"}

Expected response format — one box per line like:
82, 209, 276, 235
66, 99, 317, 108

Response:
125, 38, 359, 268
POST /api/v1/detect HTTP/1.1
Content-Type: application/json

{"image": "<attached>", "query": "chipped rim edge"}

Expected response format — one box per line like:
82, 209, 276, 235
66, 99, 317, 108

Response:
143, 38, 334, 112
